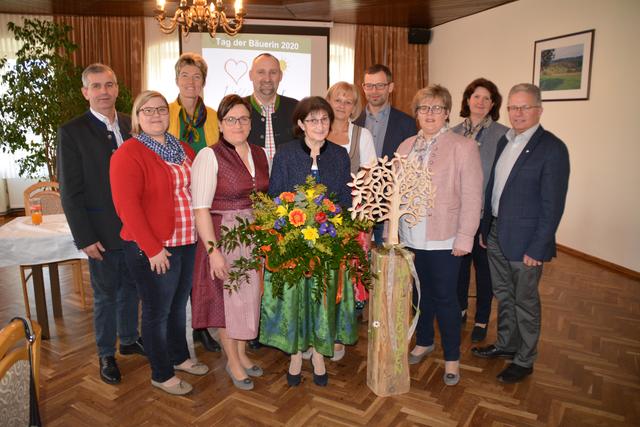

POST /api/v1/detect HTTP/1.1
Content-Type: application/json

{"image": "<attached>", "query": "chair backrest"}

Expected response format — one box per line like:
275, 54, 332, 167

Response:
0, 319, 41, 425
24, 181, 63, 215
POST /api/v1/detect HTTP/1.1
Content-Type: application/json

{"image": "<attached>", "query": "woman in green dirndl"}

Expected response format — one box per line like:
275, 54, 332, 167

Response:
261, 97, 358, 387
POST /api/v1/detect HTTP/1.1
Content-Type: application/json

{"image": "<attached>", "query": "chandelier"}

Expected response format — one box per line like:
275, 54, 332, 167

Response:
154, 0, 246, 37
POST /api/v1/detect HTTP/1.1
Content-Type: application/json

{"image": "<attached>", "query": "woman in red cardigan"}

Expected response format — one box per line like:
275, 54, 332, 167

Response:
110, 90, 209, 396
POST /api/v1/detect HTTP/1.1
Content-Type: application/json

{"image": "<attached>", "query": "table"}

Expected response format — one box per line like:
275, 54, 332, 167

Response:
0, 214, 86, 339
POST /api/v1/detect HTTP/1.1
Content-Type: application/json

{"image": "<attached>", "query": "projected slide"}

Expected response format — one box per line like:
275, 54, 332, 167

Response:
198, 34, 311, 105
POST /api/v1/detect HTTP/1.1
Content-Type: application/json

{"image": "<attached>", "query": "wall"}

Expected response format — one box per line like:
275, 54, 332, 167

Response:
428, 0, 640, 272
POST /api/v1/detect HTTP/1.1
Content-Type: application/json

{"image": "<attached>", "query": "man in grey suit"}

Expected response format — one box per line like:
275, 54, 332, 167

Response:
57, 64, 143, 385
471, 83, 570, 384
354, 64, 417, 244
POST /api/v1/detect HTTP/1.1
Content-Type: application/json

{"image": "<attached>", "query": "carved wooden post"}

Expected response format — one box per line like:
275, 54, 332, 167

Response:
349, 154, 434, 396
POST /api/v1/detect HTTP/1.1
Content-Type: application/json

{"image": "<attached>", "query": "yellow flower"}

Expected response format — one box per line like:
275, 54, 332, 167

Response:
276, 205, 288, 217
305, 188, 316, 200
289, 209, 307, 227
302, 226, 319, 243
329, 214, 343, 226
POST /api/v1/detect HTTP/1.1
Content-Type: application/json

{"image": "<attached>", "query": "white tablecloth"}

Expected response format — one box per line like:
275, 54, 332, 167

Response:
0, 214, 87, 268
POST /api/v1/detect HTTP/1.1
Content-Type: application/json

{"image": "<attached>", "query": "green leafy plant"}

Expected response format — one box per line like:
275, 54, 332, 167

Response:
0, 19, 132, 179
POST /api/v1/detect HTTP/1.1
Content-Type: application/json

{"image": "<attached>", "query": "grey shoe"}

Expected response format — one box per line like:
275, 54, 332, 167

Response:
301, 348, 313, 360
330, 347, 346, 362
408, 345, 435, 365
151, 379, 193, 395
225, 365, 254, 390
443, 372, 460, 386
174, 361, 209, 376
244, 365, 263, 377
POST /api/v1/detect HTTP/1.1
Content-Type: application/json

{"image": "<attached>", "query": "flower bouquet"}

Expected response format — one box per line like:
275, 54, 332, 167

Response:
217, 176, 372, 300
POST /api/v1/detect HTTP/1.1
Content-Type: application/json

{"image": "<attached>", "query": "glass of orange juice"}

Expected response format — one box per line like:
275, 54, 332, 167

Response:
30, 198, 43, 225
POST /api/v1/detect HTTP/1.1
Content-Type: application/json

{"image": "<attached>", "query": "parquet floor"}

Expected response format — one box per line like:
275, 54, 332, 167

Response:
0, 250, 638, 426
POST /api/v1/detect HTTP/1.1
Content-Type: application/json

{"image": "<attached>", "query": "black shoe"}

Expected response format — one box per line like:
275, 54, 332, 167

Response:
497, 363, 533, 383
310, 357, 328, 387
120, 337, 146, 356
248, 339, 262, 350
471, 325, 488, 343
286, 371, 302, 387
471, 344, 515, 359
99, 356, 121, 385
193, 328, 221, 352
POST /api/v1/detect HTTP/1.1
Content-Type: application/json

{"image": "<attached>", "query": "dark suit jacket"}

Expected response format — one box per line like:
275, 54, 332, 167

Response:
480, 126, 570, 262
57, 111, 132, 251
354, 106, 417, 159
244, 94, 298, 150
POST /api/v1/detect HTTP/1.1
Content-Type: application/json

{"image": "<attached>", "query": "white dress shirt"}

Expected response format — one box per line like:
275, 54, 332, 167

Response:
491, 124, 540, 216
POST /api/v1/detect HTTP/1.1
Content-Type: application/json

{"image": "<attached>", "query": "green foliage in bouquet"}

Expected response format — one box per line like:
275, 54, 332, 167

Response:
217, 176, 373, 300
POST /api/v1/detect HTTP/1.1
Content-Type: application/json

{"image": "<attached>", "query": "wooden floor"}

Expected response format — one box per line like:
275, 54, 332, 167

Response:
0, 247, 639, 426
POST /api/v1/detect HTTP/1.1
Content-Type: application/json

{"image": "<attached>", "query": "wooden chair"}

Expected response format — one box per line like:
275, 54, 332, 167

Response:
0, 319, 42, 426
21, 182, 87, 315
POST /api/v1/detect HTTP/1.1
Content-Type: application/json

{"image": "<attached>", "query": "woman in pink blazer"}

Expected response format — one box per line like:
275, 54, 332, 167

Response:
396, 85, 483, 386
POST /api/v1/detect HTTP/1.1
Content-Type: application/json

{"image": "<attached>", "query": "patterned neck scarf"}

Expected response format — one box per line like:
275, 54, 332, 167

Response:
462, 116, 492, 141
178, 96, 207, 145
411, 126, 449, 164
136, 131, 186, 164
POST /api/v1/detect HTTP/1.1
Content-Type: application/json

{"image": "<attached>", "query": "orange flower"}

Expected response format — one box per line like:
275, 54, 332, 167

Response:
323, 198, 336, 212
288, 209, 307, 227
280, 192, 296, 203
260, 245, 272, 253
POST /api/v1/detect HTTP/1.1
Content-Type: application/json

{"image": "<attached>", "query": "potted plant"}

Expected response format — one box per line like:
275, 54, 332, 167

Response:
0, 18, 132, 180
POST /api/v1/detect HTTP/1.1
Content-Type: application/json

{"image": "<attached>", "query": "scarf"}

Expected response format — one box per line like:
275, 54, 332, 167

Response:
178, 96, 207, 145
461, 116, 492, 141
411, 126, 449, 165
136, 131, 186, 164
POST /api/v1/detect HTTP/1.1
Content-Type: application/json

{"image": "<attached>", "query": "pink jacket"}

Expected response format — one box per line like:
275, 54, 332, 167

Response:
396, 130, 483, 252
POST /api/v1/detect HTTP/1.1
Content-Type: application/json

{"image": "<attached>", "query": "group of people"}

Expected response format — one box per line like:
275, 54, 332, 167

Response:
57, 50, 569, 395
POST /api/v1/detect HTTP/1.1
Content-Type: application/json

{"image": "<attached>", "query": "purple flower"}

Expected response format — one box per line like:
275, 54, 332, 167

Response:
274, 197, 282, 205
274, 217, 286, 230
314, 194, 325, 205
318, 222, 330, 235
327, 223, 337, 237
334, 205, 342, 214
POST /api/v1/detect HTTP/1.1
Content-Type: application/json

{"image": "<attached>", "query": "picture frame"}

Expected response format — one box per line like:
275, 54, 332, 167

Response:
532, 29, 595, 101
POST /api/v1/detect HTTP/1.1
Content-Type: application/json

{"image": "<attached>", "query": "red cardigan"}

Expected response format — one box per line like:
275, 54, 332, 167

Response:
110, 137, 195, 258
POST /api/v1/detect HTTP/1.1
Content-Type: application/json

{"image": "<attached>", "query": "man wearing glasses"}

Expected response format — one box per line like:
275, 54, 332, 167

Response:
354, 64, 416, 244
58, 64, 144, 385
472, 83, 570, 384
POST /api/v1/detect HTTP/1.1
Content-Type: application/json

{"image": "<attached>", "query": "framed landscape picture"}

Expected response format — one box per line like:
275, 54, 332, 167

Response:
532, 29, 595, 101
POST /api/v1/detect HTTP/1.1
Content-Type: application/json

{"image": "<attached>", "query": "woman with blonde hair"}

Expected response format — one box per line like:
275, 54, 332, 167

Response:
111, 90, 208, 396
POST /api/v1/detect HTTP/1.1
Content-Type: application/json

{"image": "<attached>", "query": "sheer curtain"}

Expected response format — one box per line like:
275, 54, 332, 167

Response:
144, 17, 180, 102
0, 14, 52, 180
329, 23, 356, 86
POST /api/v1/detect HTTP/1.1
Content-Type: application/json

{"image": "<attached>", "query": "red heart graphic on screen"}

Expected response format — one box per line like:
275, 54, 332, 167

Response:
224, 59, 248, 84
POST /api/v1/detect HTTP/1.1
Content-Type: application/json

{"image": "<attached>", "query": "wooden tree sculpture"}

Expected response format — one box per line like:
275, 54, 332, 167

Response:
348, 154, 435, 396
349, 154, 435, 244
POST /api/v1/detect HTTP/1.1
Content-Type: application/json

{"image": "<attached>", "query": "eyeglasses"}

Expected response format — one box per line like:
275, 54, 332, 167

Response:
507, 105, 540, 113
416, 105, 446, 115
362, 82, 390, 91
223, 116, 251, 126
304, 116, 330, 126
138, 106, 169, 116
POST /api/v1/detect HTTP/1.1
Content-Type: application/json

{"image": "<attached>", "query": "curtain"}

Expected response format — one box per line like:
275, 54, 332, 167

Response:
329, 23, 356, 86
354, 25, 428, 115
143, 17, 179, 102
53, 15, 145, 97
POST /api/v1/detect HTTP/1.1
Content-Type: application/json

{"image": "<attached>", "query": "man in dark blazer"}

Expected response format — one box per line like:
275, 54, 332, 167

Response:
471, 83, 570, 384
354, 64, 417, 243
244, 53, 298, 162
57, 63, 143, 385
